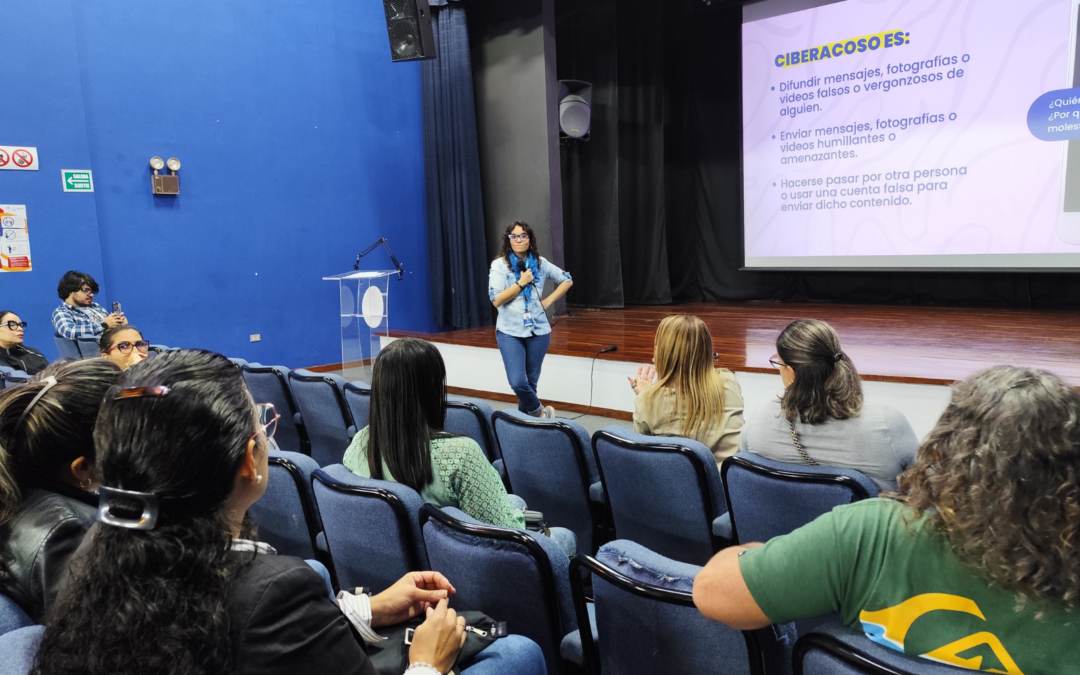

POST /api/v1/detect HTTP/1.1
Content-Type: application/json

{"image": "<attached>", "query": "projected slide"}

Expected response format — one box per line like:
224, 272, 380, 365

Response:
742, 0, 1080, 269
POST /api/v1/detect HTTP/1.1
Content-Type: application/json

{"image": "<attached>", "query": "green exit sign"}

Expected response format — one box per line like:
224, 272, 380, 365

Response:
61, 170, 93, 193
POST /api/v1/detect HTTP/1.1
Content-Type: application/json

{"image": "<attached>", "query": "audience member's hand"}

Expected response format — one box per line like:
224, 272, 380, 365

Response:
103, 313, 125, 328
409, 598, 466, 675
628, 364, 658, 394
369, 571, 456, 628
519, 268, 534, 286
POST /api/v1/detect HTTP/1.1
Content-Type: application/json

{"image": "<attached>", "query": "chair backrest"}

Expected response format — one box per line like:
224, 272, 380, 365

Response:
721, 452, 879, 545
0, 367, 30, 389
241, 364, 308, 456
343, 381, 371, 431
420, 504, 576, 675
795, 623, 968, 675
571, 540, 763, 675
0, 625, 44, 675
248, 451, 325, 563
445, 397, 499, 463
592, 426, 726, 565
289, 369, 355, 466
311, 464, 427, 593
228, 357, 248, 368
76, 339, 100, 358
53, 334, 82, 360
0, 593, 32, 636
493, 410, 601, 554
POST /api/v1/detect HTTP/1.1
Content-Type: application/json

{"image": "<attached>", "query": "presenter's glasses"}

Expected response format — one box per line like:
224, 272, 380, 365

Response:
1, 321, 27, 331
508, 234, 529, 242
107, 340, 150, 355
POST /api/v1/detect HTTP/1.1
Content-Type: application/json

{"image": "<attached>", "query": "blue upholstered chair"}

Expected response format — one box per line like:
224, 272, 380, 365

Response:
343, 381, 371, 431
311, 464, 427, 593
53, 334, 82, 360
76, 339, 99, 358
721, 452, 879, 545
288, 369, 355, 466
248, 451, 331, 577
794, 623, 968, 675
228, 357, 248, 368
0, 367, 31, 389
241, 364, 308, 457
148, 344, 171, 355
445, 396, 500, 464
591, 426, 729, 565
420, 504, 577, 675
0, 593, 31, 636
493, 410, 605, 555
564, 540, 765, 675
0, 625, 43, 675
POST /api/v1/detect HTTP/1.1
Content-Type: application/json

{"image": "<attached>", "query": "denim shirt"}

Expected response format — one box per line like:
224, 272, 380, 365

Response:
489, 256, 572, 338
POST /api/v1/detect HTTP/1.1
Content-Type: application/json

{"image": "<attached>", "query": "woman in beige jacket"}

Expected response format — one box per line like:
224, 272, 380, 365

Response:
629, 315, 744, 464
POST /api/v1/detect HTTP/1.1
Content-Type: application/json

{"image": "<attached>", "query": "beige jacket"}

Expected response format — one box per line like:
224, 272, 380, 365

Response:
632, 368, 745, 464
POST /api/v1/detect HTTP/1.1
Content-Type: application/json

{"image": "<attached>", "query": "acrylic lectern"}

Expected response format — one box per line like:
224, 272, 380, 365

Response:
322, 270, 394, 382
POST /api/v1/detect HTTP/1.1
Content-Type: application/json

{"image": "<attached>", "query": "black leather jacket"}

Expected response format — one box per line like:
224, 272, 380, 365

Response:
0, 485, 97, 623
0, 344, 48, 376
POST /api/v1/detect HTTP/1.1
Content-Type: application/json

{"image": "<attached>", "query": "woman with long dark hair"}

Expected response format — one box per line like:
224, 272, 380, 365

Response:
695, 366, 1080, 673
488, 221, 572, 418
0, 359, 120, 622
345, 338, 525, 529
33, 350, 544, 675
0, 311, 48, 375
739, 319, 917, 491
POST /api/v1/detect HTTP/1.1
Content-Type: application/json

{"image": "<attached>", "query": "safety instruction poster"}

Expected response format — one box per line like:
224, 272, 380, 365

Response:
0, 205, 31, 272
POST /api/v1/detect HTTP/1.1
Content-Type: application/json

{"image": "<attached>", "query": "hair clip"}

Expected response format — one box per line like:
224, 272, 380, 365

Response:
96, 486, 160, 531
15, 376, 58, 429
114, 385, 170, 400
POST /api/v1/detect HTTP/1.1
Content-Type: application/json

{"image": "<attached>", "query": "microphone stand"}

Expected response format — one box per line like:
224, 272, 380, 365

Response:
354, 238, 404, 280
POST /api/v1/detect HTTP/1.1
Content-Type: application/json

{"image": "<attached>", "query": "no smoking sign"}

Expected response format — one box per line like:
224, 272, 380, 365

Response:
0, 146, 38, 171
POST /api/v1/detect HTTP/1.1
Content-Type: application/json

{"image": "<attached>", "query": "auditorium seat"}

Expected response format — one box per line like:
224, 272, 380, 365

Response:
565, 540, 764, 675
288, 369, 355, 466
591, 427, 729, 565
420, 504, 577, 675
53, 334, 82, 360
343, 381, 371, 430
446, 396, 502, 467
795, 622, 964, 675
312, 464, 427, 593
721, 452, 879, 545
247, 450, 332, 580
492, 410, 605, 555
241, 363, 309, 456
0, 367, 31, 389
0, 625, 43, 675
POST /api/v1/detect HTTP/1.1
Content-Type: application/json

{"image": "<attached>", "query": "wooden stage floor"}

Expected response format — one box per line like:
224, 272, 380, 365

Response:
406, 302, 1080, 387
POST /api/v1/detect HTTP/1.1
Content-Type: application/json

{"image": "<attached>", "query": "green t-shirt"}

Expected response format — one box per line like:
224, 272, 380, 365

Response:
343, 426, 525, 530
739, 499, 1077, 675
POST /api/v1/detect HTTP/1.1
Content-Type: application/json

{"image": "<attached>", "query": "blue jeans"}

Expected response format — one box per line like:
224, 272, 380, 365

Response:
496, 331, 551, 414
462, 635, 547, 675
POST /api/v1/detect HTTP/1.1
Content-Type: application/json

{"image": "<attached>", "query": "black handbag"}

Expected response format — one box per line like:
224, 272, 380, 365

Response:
367, 610, 507, 675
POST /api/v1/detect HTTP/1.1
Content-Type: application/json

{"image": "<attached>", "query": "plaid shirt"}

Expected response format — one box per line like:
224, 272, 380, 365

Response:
52, 301, 108, 340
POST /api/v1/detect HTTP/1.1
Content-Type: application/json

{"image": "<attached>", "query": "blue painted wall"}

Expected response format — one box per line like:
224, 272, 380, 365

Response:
1, 0, 436, 367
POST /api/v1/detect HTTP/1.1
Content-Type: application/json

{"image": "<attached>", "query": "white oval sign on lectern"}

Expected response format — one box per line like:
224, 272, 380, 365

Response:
361, 286, 384, 328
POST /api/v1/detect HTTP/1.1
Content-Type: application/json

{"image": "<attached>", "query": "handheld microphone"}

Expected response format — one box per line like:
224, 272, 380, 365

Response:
598, 345, 618, 354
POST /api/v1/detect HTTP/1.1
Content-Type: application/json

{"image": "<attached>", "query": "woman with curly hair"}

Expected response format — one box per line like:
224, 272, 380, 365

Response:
740, 318, 918, 491
30, 350, 544, 675
694, 366, 1080, 674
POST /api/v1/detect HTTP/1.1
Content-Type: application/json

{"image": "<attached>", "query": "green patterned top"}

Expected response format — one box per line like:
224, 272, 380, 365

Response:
344, 427, 526, 530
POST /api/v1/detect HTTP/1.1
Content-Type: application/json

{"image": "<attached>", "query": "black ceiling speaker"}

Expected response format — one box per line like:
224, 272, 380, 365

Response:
382, 0, 436, 62
558, 80, 592, 140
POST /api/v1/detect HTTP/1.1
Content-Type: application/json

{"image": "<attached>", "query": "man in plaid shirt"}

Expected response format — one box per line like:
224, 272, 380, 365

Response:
51, 270, 127, 341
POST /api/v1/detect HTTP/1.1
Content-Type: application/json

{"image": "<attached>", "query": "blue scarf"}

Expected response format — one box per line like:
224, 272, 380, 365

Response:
511, 253, 541, 305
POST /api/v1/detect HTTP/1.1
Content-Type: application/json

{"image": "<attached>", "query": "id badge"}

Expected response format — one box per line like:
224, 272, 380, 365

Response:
523, 312, 534, 328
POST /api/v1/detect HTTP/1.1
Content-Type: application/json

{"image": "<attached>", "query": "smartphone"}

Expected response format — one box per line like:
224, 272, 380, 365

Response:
1059, 0, 1080, 243
112, 301, 122, 314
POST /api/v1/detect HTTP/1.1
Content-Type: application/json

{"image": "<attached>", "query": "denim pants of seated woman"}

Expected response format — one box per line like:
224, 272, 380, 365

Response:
496, 331, 551, 415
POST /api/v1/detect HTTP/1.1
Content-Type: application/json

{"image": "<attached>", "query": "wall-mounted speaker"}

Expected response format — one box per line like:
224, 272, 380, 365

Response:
382, 0, 436, 62
558, 80, 592, 140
